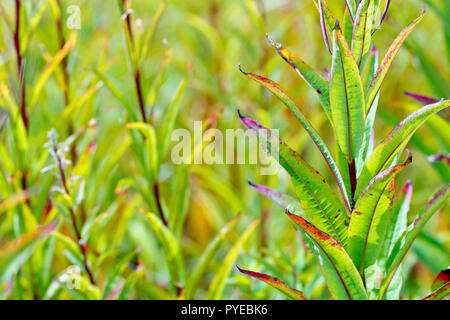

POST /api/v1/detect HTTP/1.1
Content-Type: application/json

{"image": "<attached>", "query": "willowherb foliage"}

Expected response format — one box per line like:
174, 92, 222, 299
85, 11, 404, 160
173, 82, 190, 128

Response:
238, 0, 449, 300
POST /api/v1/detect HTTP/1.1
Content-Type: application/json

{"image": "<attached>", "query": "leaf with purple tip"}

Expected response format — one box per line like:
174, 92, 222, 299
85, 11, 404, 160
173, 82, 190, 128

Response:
238, 112, 349, 245
237, 266, 308, 300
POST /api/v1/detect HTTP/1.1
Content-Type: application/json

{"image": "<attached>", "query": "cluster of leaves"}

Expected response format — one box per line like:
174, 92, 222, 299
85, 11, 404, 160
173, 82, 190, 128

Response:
238, 0, 449, 300
0, 0, 448, 300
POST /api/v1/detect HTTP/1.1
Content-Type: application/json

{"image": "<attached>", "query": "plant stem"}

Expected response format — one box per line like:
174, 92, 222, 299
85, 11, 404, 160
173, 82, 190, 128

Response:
122, 0, 147, 123
56, 0, 77, 162
348, 157, 357, 204
14, 0, 28, 131
153, 182, 168, 226
53, 145, 96, 285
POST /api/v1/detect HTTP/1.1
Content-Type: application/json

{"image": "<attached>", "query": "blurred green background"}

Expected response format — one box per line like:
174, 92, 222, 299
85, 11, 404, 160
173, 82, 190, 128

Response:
0, 0, 448, 300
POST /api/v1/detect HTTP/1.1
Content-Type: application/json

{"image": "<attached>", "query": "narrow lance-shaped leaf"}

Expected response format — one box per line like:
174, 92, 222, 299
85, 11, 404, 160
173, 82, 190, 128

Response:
287, 213, 367, 300
144, 212, 185, 290
405, 91, 439, 105
423, 283, 450, 300
358, 44, 379, 176
379, 184, 450, 299
344, 0, 356, 23
239, 111, 349, 245
330, 21, 366, 161
30, 31, 77, 111
366, 8, 425, 113
237, 266, 308, 300
248, 181, 304, 217
356, 100, 450, 197
313, 0, 335, 31
379, 180, 413, 265
0, 221, 57, 282
184, 213, 241, 299
240, 67, 350, 213
318, 0, 331, 53
347, 151, 412, 274
352, 0, 375, 68
266, 35, 332, 123
431, 268, 450, 291
207, 220, 259, 300
372, 0, 391, 36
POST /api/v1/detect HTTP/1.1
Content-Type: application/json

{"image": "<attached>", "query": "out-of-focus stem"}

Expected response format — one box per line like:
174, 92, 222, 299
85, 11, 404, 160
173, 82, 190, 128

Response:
53, 145, 96, 285
121, 0, 147, 123
14, 0, 28, 131
56, 0, 77, 162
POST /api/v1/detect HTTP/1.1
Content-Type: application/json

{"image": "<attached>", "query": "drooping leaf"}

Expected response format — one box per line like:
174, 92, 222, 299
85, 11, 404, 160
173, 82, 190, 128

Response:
239, 112, 349, 244
330, 21, 365, 160
347, 151, 412, 274
240, 67, 350, 212
237, 266, 307, 300
356, 100, 450, 197
287, 213, 367, 300
248, 181, 304, 217
405, 91, 440, 105
266, 35, 332, 123
380, 184, 450, 299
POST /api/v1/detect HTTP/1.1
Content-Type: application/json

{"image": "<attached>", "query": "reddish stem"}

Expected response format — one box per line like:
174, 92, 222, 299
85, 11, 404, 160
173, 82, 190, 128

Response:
54, 145, 96, 285
14, 0, 28, 131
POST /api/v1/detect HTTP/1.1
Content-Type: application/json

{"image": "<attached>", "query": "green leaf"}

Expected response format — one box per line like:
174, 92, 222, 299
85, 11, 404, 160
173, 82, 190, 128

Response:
0, 221, 56, 283
207, 219, 259, 300
127, 122, 159, 180
169, 165, 191, 240
330, 21, 365, 160
159, 76, 187, 164
357, 45, 379, 175
423, 283, 450, 300
138, 0, 168, 67
145, 212, 185, 291
347, 151, 412, 275
379, 184, 450, 299
237, 266, 307, 300
379, 180, 412, 266
30, 31, 77, 111
366, 9, 425, 112
184, 213, 241, 300
351, 0, 375, 68
356, 100, 450, 197
313, 0, 335, 31
248, 181, 304, 217
287, 213, 367, 300
240, 67, 350, 212
266, 36, 332, 123
431, 268, 450, 291
239, 112, 349, 245
93, 69, 138, 121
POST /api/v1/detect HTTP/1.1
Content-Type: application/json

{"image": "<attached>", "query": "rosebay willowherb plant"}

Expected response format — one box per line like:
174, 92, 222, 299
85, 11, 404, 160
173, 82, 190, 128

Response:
237, 0, 449, 300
